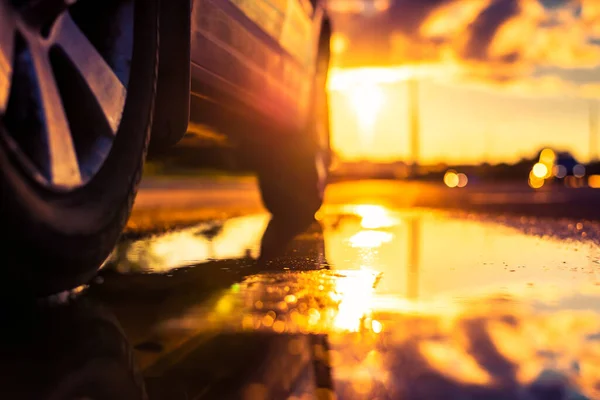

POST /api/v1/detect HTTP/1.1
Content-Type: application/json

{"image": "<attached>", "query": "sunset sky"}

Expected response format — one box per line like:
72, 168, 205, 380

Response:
326, 0, 600, 164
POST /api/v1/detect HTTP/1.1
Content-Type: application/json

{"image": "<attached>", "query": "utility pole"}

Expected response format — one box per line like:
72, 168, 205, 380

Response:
590, 99, 599, 163
407, 217, 421, 300
408, 78, 420, 177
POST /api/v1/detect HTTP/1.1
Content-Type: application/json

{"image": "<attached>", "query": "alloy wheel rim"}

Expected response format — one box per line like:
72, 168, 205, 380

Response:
0, 0, 134, 191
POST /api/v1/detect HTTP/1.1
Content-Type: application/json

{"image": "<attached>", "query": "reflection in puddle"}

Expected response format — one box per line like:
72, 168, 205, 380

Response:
110, 215, 270, 273
110, 204, 600, 321
162, 269, 381, 336
108, 205, 600, 399
321, 205, 600, 303
331, 301, 599, 399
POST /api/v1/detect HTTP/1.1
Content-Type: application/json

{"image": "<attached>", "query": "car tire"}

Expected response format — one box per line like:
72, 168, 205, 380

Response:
257, 53, 331, 222
0, 0, 159, 296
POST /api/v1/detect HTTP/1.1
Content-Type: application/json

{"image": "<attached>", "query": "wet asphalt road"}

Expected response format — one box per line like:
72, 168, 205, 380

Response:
129, 178, 600, 232
6, 179, 600, 399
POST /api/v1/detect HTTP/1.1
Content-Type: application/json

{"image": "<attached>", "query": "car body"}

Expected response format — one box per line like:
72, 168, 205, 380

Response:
151, 0, 331, 151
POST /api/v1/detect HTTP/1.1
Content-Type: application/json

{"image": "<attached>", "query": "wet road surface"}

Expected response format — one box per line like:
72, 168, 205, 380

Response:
129, 178, 600, 232
6, 180, 600, 399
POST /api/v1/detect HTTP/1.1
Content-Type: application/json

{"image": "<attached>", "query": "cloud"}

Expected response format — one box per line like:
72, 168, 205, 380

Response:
330, 0, 521, 66
420, 0, 494, 41
328, 0, 600, 96
488, 1, 600, 69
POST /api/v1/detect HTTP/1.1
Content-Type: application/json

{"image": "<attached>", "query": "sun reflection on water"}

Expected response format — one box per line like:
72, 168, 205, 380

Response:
349, 204, 399, 229
349, 230, 393, 248
332, 267, 378, 332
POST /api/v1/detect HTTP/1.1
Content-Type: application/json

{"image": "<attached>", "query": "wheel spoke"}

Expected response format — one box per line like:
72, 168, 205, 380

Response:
0, 1, 16, 113
52, 12, 126, 134
28, 38, 81, 187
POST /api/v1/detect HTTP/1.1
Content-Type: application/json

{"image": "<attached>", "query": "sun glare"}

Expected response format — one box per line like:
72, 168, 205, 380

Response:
328, 66, 420, 160
349, 84, 384, 131
328, 66, 416, 91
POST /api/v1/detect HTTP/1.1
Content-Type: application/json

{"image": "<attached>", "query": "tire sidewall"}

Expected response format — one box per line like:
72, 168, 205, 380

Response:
257, 61, 331, 219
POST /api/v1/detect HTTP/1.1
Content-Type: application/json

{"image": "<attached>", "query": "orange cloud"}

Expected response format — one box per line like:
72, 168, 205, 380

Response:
490, 1, 600, 69
420, 0, 493, 40
329, 0, 600, 96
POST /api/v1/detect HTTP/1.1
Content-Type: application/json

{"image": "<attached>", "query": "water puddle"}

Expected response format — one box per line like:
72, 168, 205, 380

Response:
105, 205, 600, 398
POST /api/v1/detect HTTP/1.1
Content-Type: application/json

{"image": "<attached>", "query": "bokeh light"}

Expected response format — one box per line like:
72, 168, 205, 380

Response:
444, 170, 459, 188
539, 148, 555, 162
553, 165, 567, 179
532, 163, 548, 179
529, 171, 544, 189
574, 164, 586, 178
588, 175, 600, 188
457, 173, 468, 188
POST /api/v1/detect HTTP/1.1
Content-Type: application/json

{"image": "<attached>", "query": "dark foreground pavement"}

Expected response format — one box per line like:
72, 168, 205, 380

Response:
3, 179, 600, 399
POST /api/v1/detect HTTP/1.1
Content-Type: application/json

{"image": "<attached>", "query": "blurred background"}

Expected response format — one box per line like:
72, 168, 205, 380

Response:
325, 0, 600, 187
